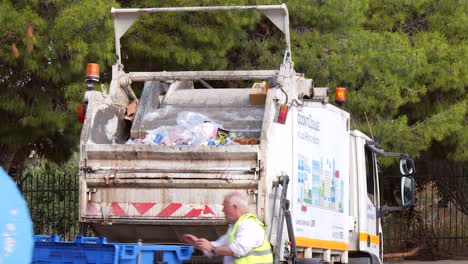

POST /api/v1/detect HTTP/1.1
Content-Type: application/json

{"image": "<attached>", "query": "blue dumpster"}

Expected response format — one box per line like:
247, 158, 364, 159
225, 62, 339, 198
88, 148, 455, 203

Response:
33, 235, 194, 264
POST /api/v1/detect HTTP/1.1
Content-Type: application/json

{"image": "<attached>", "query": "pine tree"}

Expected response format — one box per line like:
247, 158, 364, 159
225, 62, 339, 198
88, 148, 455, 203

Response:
1, 0, 466, 179
237, 0, 467, 166
0, 0, 118, 173
362, 0, 467, 163
118, 0, 273, 72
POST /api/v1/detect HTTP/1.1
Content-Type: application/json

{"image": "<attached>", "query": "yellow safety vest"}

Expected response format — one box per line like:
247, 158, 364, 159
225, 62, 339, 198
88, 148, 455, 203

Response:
228, 213, 273, 264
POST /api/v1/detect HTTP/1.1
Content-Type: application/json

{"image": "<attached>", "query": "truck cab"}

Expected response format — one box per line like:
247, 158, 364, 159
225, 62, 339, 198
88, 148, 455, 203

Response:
347, 131, 415, 263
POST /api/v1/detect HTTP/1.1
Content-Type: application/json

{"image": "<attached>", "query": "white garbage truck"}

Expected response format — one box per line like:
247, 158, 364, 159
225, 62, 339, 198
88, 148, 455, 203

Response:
78, 4, 416, 264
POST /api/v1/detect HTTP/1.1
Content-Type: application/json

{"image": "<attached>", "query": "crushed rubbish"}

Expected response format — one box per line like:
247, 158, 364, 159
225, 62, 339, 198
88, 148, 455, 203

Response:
126, 111, 258, 146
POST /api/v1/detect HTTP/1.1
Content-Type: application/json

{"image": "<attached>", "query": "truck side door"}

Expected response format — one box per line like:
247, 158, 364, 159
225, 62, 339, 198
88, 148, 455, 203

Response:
358, 144, 381, 260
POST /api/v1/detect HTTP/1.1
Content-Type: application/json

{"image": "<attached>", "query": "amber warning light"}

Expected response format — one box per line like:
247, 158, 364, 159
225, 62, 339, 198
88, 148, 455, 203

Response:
86, 63, 99, 81
334, 87, 347, 107
86, 63, 100, 90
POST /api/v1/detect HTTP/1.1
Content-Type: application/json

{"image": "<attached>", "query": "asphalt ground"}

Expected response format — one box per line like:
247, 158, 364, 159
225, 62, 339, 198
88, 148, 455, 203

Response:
386, 260, 468, 264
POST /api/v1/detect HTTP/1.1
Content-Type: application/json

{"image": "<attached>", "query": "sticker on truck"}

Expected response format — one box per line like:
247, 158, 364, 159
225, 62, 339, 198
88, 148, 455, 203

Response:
292, 105, 350, 250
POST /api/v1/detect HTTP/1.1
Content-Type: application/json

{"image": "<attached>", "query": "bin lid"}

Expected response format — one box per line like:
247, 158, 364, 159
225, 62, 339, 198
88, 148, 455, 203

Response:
0, 168, 33, 264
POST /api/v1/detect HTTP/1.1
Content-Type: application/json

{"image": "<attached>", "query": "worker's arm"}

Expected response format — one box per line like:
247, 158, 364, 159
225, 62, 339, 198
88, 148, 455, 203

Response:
182, 234, 199, 246
212, 244, 235, 256
195, 238, 235, 256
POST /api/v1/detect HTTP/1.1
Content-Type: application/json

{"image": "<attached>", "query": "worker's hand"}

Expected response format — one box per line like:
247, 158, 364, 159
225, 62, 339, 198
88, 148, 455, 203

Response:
182, 234, 198, 245
194, 238, 212, 252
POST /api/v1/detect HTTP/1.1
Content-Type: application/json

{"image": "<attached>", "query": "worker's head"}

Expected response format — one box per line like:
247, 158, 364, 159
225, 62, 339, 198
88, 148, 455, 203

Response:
222, 191, 249, 224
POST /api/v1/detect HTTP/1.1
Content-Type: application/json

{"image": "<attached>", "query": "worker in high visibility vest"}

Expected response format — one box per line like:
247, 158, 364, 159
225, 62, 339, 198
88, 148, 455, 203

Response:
183, 191, 273, 264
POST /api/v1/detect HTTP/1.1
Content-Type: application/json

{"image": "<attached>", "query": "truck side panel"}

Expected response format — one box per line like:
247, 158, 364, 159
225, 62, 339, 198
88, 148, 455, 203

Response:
291, 104, 350, 251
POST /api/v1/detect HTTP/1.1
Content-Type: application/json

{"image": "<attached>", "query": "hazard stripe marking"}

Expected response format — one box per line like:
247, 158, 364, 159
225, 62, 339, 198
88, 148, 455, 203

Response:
86, 202, 221, 217
86, 203, 97, 216
111, 202, 127, 216
131, 203, 156, 215
157, 203, 182, 217
185, 208, 203, 217
203, 205, 215, 215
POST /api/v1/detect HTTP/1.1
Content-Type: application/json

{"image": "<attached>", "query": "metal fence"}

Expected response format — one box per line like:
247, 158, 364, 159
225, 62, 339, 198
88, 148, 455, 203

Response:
383, 161, 468, 259
19, 170, 80, 241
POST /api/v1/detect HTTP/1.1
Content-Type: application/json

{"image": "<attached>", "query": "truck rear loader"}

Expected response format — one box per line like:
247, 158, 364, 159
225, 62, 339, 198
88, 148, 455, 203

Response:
78, 4, 416, 264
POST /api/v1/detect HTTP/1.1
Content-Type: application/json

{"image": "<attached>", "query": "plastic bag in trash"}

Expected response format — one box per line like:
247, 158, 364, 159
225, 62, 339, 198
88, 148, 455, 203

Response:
142, 125, 203, 145
199, 122, 218, 141
128, 111, 258, 146
142, 126, 172, 145
169, 126, 201, 145
125, 138, 143, 144
177, 112, 221, 128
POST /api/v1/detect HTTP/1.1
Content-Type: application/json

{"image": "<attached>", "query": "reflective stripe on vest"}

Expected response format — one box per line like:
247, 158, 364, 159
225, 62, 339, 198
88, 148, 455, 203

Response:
229, 213, 273, 264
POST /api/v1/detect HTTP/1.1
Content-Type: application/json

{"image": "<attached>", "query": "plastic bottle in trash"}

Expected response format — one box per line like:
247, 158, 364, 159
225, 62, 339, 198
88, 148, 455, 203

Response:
153, 134, 164, 144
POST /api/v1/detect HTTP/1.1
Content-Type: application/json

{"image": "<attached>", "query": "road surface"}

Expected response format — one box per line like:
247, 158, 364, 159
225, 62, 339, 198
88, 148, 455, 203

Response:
386, 260, 468, 264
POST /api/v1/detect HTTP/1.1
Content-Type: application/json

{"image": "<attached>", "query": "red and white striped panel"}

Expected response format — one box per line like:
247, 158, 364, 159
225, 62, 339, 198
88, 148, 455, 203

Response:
86, 202, 222, 218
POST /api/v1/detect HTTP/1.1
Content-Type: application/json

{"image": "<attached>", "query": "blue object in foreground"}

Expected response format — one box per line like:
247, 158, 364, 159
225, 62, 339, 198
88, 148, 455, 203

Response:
0, 168, 34, 264
33, 235, 194, 264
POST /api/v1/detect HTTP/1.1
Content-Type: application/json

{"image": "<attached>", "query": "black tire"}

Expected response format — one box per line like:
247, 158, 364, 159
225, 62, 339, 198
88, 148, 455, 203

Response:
79, 223, 88, 236
348, 256, 372, 264
296, 258, 325, 264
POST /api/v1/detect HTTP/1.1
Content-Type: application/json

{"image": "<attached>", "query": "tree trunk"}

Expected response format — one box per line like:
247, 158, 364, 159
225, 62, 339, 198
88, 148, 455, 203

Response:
383, 245, 423, 259
0, 144, 30, 190
0, 144, 16, 173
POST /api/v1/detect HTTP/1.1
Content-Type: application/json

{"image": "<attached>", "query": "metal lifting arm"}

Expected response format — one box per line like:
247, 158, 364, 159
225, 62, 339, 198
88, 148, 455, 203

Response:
111, 4, 291, 64
124, 70, 278, 82
272, 174, 297, 264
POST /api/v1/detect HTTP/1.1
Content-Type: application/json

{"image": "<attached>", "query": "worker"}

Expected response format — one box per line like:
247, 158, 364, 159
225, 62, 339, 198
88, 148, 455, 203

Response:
183, 191, 273, 264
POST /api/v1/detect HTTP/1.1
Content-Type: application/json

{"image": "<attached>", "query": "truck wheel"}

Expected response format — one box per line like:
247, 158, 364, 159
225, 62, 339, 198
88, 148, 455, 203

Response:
348, 257, 372, 264
79, 223, 88, 236
296, 258, 325, 264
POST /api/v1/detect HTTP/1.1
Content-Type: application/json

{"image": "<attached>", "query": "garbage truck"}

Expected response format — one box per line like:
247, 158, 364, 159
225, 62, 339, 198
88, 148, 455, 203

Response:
78, 4, 416, 264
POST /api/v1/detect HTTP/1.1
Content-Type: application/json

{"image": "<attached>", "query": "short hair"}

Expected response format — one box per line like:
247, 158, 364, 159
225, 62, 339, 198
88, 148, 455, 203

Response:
225, 191, 249, 211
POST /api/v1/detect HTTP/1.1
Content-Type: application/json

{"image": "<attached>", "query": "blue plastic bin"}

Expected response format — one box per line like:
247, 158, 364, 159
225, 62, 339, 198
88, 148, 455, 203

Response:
33, 235, 193, 264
